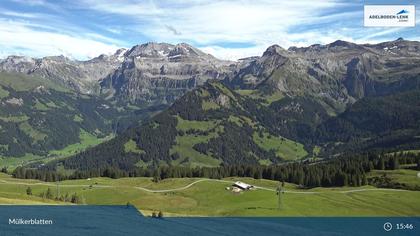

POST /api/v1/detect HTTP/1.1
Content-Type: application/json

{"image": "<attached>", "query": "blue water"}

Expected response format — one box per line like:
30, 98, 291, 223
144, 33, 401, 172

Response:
0, 206, 418, 236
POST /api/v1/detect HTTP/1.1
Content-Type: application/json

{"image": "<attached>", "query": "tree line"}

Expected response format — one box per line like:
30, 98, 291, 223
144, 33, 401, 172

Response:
12, 152, 419, 189
25, 186, 81, 203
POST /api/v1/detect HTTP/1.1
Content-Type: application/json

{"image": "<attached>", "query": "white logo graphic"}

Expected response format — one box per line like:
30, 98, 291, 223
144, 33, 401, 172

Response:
364, 5, 415, 27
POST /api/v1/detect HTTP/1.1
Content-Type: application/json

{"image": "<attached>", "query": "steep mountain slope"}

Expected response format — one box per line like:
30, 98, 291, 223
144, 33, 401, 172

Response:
2, 39, 418, 110
49, 81, 308, 171
0, 51, 125, 94
316, 89, 420, 154
226, 38, 420, 113
0, 72, 148, 159
0, 43, 235, 105
0, 43, 235, 165
47, 79, 420, 173
99, 42, 234, 104
1, 39, 418, 115
1, 39, 420, 171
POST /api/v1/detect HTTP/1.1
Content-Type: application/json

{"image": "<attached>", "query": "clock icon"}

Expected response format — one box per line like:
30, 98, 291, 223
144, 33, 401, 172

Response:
384, 222, 393, 232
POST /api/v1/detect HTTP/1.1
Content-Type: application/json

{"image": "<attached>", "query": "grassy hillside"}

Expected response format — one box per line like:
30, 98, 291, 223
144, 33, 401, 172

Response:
170, 116, 222, 167
0, 72, 69, 93
0, 72, 154, 167
0, 130, 113, 171
0, 72, 111, 158
49, 129, 114, 157
235, 89, 284, 106
6, 78, 419, 175
50, 81, 420, 173
253, 131, 307, 161
57, 81, 310, 172
316, 90, 420, 155
0, 172, 419, 216
368, 169, 420, 190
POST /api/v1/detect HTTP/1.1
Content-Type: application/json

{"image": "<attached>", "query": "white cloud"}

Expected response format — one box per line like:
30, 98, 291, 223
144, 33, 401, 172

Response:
81, 0, 364, 59
82, 0, 163, 16
0, 10, 39, 18
10, 0, 47, 6
199, 45, 269, 61
1, 0, 416, 61
0, 19, 121, 59
143, 1, 344, 42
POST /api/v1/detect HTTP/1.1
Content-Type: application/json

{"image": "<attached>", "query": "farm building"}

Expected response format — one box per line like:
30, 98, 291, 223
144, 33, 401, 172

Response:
232, 181, 254, 190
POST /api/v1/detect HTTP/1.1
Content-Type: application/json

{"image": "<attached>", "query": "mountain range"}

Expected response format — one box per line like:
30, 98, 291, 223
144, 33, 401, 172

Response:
0, 42, 234, 104
0, 38, 419, 171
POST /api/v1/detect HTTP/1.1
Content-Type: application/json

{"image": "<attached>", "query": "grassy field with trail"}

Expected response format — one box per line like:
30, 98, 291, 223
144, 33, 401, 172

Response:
1, 169, 419, 217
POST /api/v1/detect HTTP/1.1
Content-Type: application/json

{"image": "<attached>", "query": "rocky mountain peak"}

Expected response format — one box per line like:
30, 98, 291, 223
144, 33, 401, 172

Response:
1, 39, 418, 111
89, 48, 127, 63
365, 39, 420, 57
225, 38, 420, 112
0, 56, 37, 73
114, 48, 127, 55
262, 45, 288, 57
42, 55, 71, 63
114, 48, 127, 62
288, 40, 367, 55
4, 55, 35, 63
327, 40, 360, 48
125, 42, 174, 58
170, 43, 206, 57
99, 42, 234, 103
123, 42, 215, 62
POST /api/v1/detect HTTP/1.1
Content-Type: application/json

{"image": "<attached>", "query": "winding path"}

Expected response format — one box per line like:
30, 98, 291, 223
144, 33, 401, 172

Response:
134, 179, 410, 194
0, 177, 411, 194
135, 179, 232, 193
0, 179, 113, 188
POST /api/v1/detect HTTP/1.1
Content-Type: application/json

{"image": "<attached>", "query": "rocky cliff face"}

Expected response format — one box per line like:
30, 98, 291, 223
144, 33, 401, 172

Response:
0, 43, 235, 105
226, 38, 420, 111
1, 39, 420, 161
1, 39, 419, 109
0, 51, 125, 94
99, 42, 235, 104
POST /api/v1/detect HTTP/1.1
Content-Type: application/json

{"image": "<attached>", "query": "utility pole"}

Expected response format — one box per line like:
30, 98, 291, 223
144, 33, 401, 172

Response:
56, 177, 60, 198
56, 165, 60, 199
276, 181, 285, 210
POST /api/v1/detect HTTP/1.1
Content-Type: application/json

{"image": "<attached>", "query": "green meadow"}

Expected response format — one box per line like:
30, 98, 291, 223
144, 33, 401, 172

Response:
368, 169, 420, 190
0, 130, 113, 171
0, 170, 419, 217
0, 72, 68, 93
49, 129, 114, 157
253, 131, 308, 161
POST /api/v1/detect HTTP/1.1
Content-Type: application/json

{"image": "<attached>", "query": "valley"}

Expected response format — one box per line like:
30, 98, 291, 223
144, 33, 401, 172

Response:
1, 39, 420, 171
0, 71, 155, 167
0, 39, 419, 218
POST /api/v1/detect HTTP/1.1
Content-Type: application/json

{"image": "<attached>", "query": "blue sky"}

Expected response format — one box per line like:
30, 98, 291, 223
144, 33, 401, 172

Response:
0, 0, 419, 60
